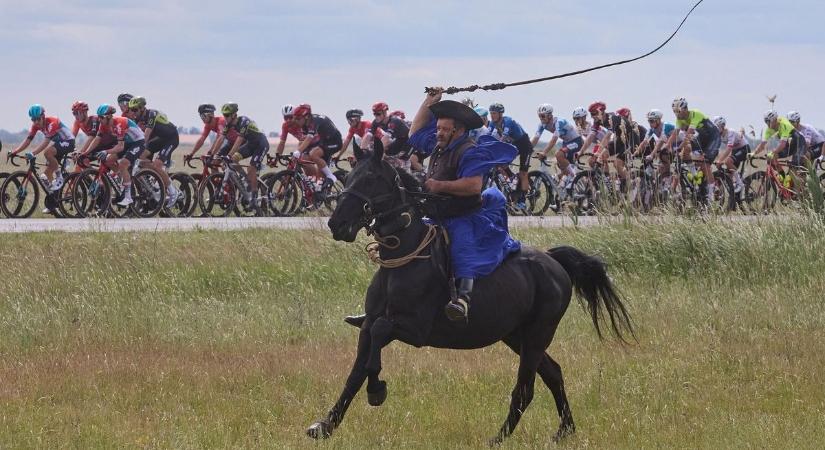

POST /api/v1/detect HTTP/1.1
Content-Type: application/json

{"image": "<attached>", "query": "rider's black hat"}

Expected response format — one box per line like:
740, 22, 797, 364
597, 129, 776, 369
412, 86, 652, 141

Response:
429, 100, 484, 130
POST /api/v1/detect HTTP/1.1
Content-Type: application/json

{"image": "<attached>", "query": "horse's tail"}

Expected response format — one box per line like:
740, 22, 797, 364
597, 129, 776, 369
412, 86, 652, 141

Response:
547, 246, 635, 344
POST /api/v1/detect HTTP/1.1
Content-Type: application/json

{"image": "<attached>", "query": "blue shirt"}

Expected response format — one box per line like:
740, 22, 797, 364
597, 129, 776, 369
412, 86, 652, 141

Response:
487, 116, 526, 143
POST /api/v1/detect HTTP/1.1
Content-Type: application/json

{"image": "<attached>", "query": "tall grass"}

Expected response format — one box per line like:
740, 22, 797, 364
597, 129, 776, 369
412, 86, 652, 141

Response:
1, 218, 824, 448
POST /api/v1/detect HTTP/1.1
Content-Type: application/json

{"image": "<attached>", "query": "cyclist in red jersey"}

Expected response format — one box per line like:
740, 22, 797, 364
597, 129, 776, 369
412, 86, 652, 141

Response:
9, 104, 75, 192
283, 104, 342, 189
71, 101, 117, 159
274, 104, 306, 161
335, 108, 373, 161
188, 104, 235, 160
370, 101, 411, 169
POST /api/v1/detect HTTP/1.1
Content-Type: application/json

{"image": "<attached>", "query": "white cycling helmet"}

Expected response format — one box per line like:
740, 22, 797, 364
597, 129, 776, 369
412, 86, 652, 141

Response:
763, 110, 778, 122
572, 107, 587, 119
646, 109, 663, 121
712, 116, 726, 128
786, 111, 801, 123
537, 103, 553, 115
281, 104, 294, 118
671, 97, 688, 112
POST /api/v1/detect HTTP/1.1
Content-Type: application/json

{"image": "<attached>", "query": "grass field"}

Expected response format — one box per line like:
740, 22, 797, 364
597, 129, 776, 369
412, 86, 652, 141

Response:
2, 216, 825, 448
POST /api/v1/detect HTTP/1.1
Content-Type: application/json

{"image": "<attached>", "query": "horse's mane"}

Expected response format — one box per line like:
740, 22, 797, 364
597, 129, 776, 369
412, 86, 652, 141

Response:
393, 167, 423, 193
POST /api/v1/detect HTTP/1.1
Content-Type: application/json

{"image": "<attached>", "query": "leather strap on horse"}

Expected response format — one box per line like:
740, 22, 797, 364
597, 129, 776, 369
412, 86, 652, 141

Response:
424, 0, 704, 95
365, 224, 444, 269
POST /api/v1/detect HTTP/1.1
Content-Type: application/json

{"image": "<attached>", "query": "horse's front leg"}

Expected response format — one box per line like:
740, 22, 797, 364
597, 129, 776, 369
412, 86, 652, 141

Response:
365, 316, 394, 406
307, 321, 373, 439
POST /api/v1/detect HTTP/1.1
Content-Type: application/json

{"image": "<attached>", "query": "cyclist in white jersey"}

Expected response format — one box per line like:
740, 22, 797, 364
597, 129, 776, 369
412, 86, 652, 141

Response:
786, 111, 825, 161
533, 104, 583, 188
711, 116, 748, 193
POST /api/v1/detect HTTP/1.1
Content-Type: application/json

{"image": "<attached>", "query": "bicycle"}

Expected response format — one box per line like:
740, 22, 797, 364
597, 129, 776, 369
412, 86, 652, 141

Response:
185, 154, 224, 217
0, 153, 75, 218
570, 152, 624, 215
71, 152, 165, 218
669, 153, 731, 214
742, 154, 801, 214
262, 154, 341, 216
484, 161, 553, 216
196, 155, 269, 217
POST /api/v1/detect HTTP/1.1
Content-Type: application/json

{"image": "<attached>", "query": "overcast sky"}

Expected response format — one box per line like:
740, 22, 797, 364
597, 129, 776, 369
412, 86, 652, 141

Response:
1, 0, 823, 136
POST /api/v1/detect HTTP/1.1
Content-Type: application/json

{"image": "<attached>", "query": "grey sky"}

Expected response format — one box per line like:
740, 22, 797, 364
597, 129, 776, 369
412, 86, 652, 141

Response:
1, 0, 823, 135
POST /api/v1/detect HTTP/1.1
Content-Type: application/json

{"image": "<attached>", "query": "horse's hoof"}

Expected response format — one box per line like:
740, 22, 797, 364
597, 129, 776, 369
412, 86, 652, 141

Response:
367, 380, 387, 406
552, 424, 576, 442
306, 421, 332, 439
488, 435, 504, 447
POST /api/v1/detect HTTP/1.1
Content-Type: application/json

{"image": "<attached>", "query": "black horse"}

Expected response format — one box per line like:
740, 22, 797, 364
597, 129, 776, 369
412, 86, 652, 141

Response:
312, 146, 634, 445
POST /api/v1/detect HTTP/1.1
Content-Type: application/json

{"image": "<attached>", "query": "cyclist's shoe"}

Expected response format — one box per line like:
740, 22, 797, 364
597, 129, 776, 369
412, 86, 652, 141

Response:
734, 178, 744, 193
41, 207, 52, 215
165, 188, 180, 208
50, 176, 64, 193
516, 200, 527, 211
117, 196, 134, 207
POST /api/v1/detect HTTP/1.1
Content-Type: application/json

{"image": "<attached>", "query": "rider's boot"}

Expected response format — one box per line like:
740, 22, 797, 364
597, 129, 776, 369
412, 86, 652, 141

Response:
445, 278, 473, 322
344, 314, 366, 328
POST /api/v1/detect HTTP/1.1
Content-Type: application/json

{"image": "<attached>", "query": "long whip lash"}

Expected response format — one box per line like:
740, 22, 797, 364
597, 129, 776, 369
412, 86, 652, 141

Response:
425, 0, 705, 95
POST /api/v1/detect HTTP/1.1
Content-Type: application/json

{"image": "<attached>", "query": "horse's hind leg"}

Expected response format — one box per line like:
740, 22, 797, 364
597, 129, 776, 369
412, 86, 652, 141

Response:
502, 337, 575, 441
307, 323, 372, 439
490, 348, 542, 446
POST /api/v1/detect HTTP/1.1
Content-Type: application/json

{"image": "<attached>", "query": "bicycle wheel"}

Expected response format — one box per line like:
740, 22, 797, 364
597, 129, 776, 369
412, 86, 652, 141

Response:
72, 169, 111, 218
0, 172, 8, 218
264, 171, 302, 217
164, 172, 196, 217
129, 169, 165, 218
234, 176, 269, 217
526, 171, 554, 216
56, 172, 85, 218
742, 171, 776, 214
0, 171, 40, 218
711, 172, 734, 213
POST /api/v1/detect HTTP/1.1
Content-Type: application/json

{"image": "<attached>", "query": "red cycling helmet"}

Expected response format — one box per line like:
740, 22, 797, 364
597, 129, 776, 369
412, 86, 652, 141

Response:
72, 101, 89, 113
616, 108, 631, 118
390, 110, 406, 120
372, 101, 389, 113
293, 103, 312, 117
588, 101, 607, 114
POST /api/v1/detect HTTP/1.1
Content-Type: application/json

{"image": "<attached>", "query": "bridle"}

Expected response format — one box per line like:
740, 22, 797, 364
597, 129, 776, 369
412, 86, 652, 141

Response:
338, 160, 410, 233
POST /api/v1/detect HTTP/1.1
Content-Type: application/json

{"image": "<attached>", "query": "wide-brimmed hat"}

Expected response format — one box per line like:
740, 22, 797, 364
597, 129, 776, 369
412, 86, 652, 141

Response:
429, 100, 484, 130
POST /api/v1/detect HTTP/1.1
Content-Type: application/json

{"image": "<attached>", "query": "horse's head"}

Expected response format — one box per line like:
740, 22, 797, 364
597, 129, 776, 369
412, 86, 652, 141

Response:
328, 142, 419, 241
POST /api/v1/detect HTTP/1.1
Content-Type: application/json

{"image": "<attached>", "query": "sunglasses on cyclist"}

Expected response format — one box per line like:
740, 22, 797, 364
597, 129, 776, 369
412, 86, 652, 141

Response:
539, 113, 550, 119
373, 111, 384, 116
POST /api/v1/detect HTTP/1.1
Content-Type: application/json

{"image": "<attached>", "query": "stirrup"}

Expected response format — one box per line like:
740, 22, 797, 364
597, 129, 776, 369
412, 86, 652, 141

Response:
444, 297, 469, 322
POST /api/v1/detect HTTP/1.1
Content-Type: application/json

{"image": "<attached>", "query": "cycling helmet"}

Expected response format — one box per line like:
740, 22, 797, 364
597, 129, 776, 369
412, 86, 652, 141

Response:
372, 101, 389, 113
616, 108, 631, 118
537, 104, 553, 115
117, 93, 133, 104
786, 111, 801, 123
390, 110, 406, 120
221, 102, 239, 116
646, 109, 663, 121
671, 97, 688, 112
198, 104, 216, 115
28, 104, 45, 120
292, 103, 312, 118
474, 106, 489, 118
489, 103, 505, 113
763, 110, 778, 122
96, 104, 116, 117
572, 107, 588, 119
281, 104, 294, 118
346, 109, 364, 120
128, 96, 146, 110
712, 116, 726, 128
588, 101, 606, 114
72, 101, 89, 114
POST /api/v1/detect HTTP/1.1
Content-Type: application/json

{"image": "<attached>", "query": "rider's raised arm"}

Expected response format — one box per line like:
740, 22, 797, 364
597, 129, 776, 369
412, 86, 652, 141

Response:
410, 88, 442, 135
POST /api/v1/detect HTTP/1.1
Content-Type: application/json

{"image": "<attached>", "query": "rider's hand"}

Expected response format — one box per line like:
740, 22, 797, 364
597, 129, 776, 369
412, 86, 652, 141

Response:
645, 154, 654, 162
183, 153, 193, 162
424, 178, 442, 193
537, 152, 546, 160
425, 87, 443, 105
24, 151, 35, 161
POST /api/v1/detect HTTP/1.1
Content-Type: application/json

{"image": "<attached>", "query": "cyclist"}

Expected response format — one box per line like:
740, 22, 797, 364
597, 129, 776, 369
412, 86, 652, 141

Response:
188, 104, 236, 160
370, 101, 411, 169
71, 101, 118, 181
336, 108, 373, 161
712, 116, 747, 193
584, 101, 634, 191
786, 111, 825, 162
221, 102, 270, 212
533, 104, 583, 189
9, 105, 75, 194
128, 96, 180, 207
117, 93, 134, 118
617, 108, 648, 148
752, 110, 806, 171
470, 106, 490, 140
289, 104, 342, 189
487, 102, 533, 209
667, 97, 721, 202
84, 104, 146, 207
639, 109, 678, 191
274, 104, 306, 162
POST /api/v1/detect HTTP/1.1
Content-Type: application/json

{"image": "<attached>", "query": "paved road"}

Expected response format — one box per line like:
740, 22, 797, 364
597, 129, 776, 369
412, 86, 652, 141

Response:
0, 215, 769, 233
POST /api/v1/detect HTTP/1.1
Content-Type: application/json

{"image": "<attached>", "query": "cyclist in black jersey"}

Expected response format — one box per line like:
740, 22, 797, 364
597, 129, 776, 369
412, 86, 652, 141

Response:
221, 102, 269, 212
128, 96, 181, 208
291, 104, 342, 191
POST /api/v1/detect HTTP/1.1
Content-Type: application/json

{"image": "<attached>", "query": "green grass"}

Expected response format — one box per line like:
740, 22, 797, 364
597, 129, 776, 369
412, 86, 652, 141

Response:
2, 217, 825, 448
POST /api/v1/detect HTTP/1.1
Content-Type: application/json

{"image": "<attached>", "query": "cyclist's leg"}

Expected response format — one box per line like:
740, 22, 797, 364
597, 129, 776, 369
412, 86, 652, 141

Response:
312, 141, 339, 183
42, 143, 59, 183
515, 135, 533, 194
145, 136, 174, 187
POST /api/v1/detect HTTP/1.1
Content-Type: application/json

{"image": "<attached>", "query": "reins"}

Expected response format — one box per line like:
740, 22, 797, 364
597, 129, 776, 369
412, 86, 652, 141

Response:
365, 223, 443, 269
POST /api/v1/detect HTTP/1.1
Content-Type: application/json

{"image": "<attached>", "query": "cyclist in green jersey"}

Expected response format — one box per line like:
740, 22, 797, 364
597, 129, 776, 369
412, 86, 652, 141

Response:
666, 97, 721, 202
752, 110, 806, 170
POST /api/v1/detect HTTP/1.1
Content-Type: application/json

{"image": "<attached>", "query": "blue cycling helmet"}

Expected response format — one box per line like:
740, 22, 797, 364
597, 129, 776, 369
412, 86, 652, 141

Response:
28, 104, 45, 120
97, 104, 116, 117
474, 106, 489, 118
489, 103, 505, 113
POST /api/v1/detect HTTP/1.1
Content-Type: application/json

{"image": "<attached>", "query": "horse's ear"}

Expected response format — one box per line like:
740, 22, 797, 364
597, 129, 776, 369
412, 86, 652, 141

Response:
372, 138, 385, 162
